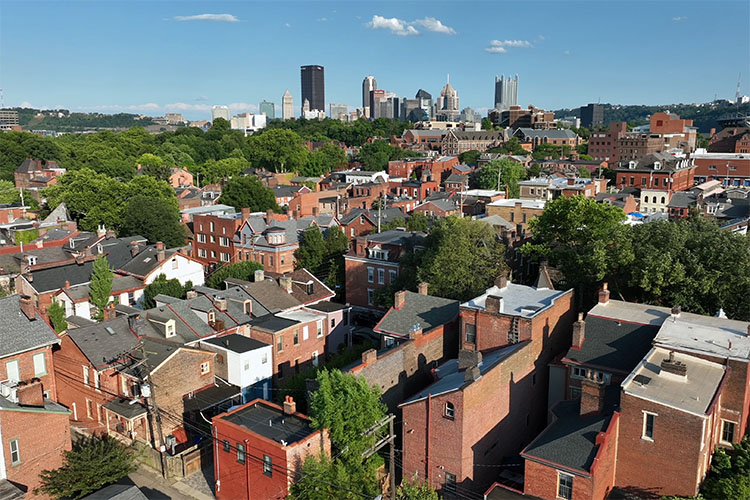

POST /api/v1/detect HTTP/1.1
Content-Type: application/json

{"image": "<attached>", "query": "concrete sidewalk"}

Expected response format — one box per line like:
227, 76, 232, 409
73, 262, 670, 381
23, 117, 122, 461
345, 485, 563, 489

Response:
129, 465, 214, 500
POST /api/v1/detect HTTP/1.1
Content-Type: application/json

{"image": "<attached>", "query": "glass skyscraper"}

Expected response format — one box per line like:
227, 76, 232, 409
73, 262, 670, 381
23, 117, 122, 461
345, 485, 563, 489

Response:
300, 65, 325, 114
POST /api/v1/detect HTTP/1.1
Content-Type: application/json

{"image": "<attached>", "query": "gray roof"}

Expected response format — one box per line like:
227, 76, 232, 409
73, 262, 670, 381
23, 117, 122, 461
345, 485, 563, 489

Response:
222, 400, 315, 445
449, 130, 507, 141
226, 278, 301, 314
667, 191, 697, 209
122, 337, 198, 379
307, 301, 349, 313
0, 295, 60, 358
250, 314, 298, 333
375, 291, 458, 337
615, 152, 680, 172
404, 129, 445, 137
29, 260, 95, 293
61, 276, 145, 302
418, 198, 457, 213
0, 479, 25, 500
515, 128, 578, 140
182, 379, 240, 412
462, 283, 572, 319
364, 229, 426, 246
102, 399, 148, 420
66, 316, 140, 368
203, 334, 269, 353
118, 245, 179, 278
81, 484, 148, 500
445, 173, 468, 183
478, 215, 515, 230
564, 315, 659, 374
192, 285, 256, 324
93, 236, 148, 270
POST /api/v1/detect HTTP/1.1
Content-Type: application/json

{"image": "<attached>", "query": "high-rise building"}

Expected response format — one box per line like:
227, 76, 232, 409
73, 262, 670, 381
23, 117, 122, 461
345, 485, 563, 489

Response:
282, 90, 293, 120
494, 74, 519, 110
211, 105, 231, 123
300, 65, 325, 114
0, 109, 20, 131
415, 89, 433, 119
362, 76, 377, 117
436, 76, 460, 121
329, 103, 348, 121
259, 100, 275, 119
460, 107, 481, 123
580, 103, 604, 128
370, 89, 386, 119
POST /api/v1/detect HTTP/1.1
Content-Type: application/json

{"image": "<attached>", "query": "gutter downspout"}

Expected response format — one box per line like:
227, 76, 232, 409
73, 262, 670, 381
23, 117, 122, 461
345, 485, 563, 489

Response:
426, 393, 431, 484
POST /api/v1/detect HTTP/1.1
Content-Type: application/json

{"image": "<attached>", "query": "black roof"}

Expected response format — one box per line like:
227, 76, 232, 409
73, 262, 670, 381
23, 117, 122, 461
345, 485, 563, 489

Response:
30, 260, 94, 293
223, 401, 315, 445
250, 314, 298, 333
307, 301, 348, 313
203, 334, 269, 353
183, 380, 241, 412
103, 398, 148, 420
564, 315, 659, 373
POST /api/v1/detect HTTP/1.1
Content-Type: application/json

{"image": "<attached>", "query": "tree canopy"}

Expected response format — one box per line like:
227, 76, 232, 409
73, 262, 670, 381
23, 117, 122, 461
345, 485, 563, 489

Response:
458, 149, 481, 165
136, 153, 170, 181
48, 301, 68, 333
356, 140, 420, 171
246, 129, 309, 173
219, 176, 279, 213
143, 274, 193, 309
478, 158, 526, 196
89, 255, 114, 320
120, 194, 186, 248
206, 260, 264, 289
301, 143, 348, 177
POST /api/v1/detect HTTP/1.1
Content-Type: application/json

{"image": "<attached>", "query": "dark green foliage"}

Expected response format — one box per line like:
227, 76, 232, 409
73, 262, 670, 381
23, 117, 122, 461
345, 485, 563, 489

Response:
478, 158, 526, 196
191, 157, 249, 185
398, 480, 440, 500
120, 194, 186, 248
487, 137, 527, 155
380, 213, 429, 232
481, 118, 494, 130
532, 143, 572, 160
206, 260, 264, 289
577, 165, 592, 178
295, 226, 327, 273
356, 140, 421, 171
458, 149, 481, 165
0, 131, 62, 181
219, 176, 279, 213
289, 452, 371, 500
301, 143, 348, 177
89, 255, 114, 321
14, 107, 154, 131
0, 180, 19, 203
245, 129, 309, 173
265, 117, 409, 147
700, 437, 750, 499
136, 153, 170, 181
143, 274, 193, 309
36, 435, 137, 499
48, 301, 68, 333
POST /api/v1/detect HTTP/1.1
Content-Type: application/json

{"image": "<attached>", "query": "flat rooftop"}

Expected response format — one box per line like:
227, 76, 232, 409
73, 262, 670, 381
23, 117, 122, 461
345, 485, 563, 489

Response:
222, 401, 315, 445
203, 334, 269, 354
654, 314, 750, 362
487, 198, 546, 210
462, 282, 571, 319
622, 347, 725, 416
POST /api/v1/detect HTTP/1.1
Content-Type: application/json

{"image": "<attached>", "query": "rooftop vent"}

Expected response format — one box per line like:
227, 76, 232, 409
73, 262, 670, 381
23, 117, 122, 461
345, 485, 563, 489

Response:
633, 374, 652, 386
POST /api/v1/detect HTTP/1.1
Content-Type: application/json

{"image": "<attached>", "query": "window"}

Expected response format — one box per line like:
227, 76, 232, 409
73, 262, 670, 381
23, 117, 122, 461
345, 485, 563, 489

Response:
198, 248, 207, 258
223, 440, 230, 452
210, 222, 215, 232
571, 366, 587, 379
9, 439, 20, 465
642, 412, 656, 441
444, 402, 455, 420
200, 361, 210, 375
281, 255, 285, 265
32, 352, 46, 377
171, 259, 178, 270
210, 235, 216, 244
510, 212, 515, 222
444, 473, 457, 497
350, 228, 355, 237
219, 237, 229, 247
210, 250, 216, 258
330, 318, 336, 329
220, 252, 231, 262
557, 471, 573, 500
367, 267, 374, 283
317, 320, 323, 337
389, 269, 397, 283
643, 195, 649, 203
722, 420, 736, 444
94, 371, 100, 390
312, 351, 319, 368
569, 386, 582, 400
367, 289, 374, 306
302, 325, 309, 340
465, 324, 476, 344
83, 367, 90, 386
378, 268, 385, 284
277, 335, 283, 352
269, 255, 274, 266
294, 331, 299, 345
263, 455, 273, 477
236, 443, 245, 464
197, 234, 206, 243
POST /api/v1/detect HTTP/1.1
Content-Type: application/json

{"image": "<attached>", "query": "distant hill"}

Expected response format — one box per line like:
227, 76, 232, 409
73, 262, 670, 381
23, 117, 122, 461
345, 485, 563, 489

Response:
12, 107, 155, 131
552, 101, 750, 133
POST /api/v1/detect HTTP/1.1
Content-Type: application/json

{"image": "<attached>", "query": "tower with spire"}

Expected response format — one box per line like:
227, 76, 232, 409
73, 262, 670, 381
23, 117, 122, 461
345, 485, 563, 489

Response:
436, 74, 459, 120
282, 89, 293, 120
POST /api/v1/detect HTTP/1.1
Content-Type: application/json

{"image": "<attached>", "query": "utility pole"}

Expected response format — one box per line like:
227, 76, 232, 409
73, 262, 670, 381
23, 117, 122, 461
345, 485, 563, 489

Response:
139, 342, 168, 479
362, 414, 396, 500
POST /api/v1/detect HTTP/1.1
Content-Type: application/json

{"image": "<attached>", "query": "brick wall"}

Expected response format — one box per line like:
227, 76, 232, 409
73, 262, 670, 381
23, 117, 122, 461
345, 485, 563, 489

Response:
344, 257, 400, 309
0, 346, 57, 400
250, 321, 326, 385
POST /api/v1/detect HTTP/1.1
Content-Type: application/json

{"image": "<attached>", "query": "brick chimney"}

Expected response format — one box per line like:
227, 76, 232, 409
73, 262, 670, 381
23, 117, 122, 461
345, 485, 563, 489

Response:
241, 207, 250, 220
417, 282, 429, 295
464, 365, 481, 382
660, 351, 687, 377
17, 379, 45, 407
19, 295, 35, 320
394, 290, 407, 310
283, 395, 296, 415
494, 275, 508, 289
571, 313, 585, 349
64, 280, 70, 289
598, 282, 610, 304
485, 295, 503, 314
186, 290, 198, 299
106, 229, 116, 239
361, 348, 377, 366
671, 305, 681, 320
254, 269, 265, 282
156, 242, 166, 262
103, 304, 116, 321
266, 209, 275, 222
215, 298, 227, 312
458, 349, 482, 371
279, 276, 293, 294
580, 374, 605, 416
130, 242, 141, 257
244, 300, 252, 316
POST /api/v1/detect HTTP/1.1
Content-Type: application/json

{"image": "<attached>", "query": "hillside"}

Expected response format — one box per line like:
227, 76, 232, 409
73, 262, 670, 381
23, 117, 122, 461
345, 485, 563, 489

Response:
552, 101, 750, 133
13, 107, 154, 131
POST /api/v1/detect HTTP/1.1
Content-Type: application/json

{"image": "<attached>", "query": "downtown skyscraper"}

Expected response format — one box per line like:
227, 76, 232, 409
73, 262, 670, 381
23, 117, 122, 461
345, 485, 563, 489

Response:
362, 75, 377, 117
300, 65, 325, 114
282, 89, 293, 120
494, 74, 518, 110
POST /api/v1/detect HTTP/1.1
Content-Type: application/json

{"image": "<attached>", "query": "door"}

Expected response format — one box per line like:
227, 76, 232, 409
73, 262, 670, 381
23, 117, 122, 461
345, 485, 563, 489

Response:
5, 360, 20, 382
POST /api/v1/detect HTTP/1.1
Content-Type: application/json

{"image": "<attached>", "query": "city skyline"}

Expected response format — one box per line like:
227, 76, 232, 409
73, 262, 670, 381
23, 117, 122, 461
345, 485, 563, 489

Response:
1, 1, 749, 121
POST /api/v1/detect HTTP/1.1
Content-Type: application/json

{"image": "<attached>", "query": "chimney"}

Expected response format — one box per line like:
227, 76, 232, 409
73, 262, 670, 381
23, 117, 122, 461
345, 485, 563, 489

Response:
186, 290, 198, 299
244, 300, 252, 316
283, 395, 296, 415
417, 282, 429, 295
660, 351, 687, 377
156, 242, 165, 262
494, 275, 508, 289
19, 295, 35, 320
103, 305, 116, 321
279, 275, 293, 294
215, 298, 227, 312
361, 348, 377, 366
580, 373, 605, 416
75, 254, 85, 265
105, 229, 116, 239
464, 365, 481, 382
671, 305, 681, 320
64, 280, 70, 289
709, 127, 716, 137
394, 290, 407, 310
572, 313, 585, 349
598, 283, 610, 304
17, 379, 45, 407
266, 209, 275, 222
254, 269, 265, 282
130, 243, 140, 257
458, 349, 482, 371
485, 295, 503, 314
97, 224, 106, 238
241, 207, 250, 220
409, 325, 422, 339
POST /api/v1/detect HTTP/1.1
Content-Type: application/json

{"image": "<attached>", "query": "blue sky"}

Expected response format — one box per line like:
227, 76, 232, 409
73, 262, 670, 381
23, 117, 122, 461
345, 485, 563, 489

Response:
1, 0, 749, 120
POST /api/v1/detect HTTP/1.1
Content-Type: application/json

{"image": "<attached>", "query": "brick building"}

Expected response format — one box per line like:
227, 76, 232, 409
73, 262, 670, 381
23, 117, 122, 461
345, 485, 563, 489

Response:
615, 152, 695, 191
494, 105, 555, 130
344, 230, 426, 309
708, 126, 750, 153
485, 199, 546, 233
212, 398, 329, 500
588, 122, 661, 164
690, 152, 750, 186
513, 128, 581, 150
412, 198, 459, 218
518, 177, 607, 200
401, 129, 446, 151
441, 130, 508, 156
14, 159, 66, 192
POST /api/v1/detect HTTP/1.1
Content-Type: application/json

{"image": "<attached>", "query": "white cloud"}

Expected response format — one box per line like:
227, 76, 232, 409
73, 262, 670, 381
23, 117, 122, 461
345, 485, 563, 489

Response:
672, 16, 687, 22
19, 101, 35, 108
284, 22, 291, 28
317, 17, 328, 22
413, 17, 456, 35
485, 39, 534, 54
367, 15, 419, 36
174, 14, 239, 22
485, 46, 507, 54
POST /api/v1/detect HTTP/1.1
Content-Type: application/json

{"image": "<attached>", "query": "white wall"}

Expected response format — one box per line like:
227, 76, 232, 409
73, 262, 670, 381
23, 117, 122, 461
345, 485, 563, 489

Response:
145, 254, 205, 286
200, 342, 273, 389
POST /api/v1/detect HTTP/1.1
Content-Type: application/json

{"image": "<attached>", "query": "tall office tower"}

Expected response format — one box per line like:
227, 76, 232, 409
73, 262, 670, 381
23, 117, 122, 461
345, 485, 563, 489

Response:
436, 76, 460, 120
362, 76, 377, 117
580, 103, 604, 128
494, 74, 519, 110
282, 90, 294, 120
415, 89, 433, 119
300, 65, 325, 114
369, 89, 386, 119
0, 109, 19, 131
330, 103, 348, 121
259, 100, 275, 119
211, 105, 231, 122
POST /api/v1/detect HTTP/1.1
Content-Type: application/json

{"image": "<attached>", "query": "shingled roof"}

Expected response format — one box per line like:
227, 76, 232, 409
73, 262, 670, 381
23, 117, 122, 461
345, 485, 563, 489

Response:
375, 291, 459, 337
0, 295, 60, 358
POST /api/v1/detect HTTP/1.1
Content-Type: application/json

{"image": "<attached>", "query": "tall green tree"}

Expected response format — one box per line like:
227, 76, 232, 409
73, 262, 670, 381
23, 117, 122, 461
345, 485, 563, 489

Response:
219, 176, 280, 212
398, 480, 440, 500
0, 180, 19, 204
522, 195, 633, 307
701, 437, 750, 499
301, 143, 348, 177
36, 435, 137, 500
246, 129, 309, 173
136, 153, 170, 181
324, 225, 349, 257
478, 158, 526, 197
89, 255, 114, 321
295, 226, 327, 273
120, 194, 186, 248
458, 149, 481, 165
206, 260, 264, 289
194, 157, 249, 185
289, 453, 367, 500
48, 301, 68, 333
142, 274, 193, 309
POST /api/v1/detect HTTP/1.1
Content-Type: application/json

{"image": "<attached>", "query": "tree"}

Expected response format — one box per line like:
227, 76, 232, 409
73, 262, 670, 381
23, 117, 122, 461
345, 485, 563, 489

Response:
195, 157, 249, 185
522, 195, 633, 307
295, 226, 327, 273
487, 137, 527, 155
398, 480, 440, 500
143, 274, 192, 309
288, 453, 368, 500
458, 149, 481, 165
356, 140, 419, 171
700, 437, 750, 499
406, 213, 429, 232
48, 301, 68, 333
577, 165, 592, 178
301, 143, 347, 177
416, 216, 507, 301
246, 129, 309, 173
206, 260, 264, 289
481, 118, 494, 130
120, 194, 186, 248
0, 180, 19, 204
478, 158, 526, 197
36, 435, 137, 500
325, 225, 349, 257
136, 153, 170, 181
219, 176, 279, 213
89, 255, 113, 320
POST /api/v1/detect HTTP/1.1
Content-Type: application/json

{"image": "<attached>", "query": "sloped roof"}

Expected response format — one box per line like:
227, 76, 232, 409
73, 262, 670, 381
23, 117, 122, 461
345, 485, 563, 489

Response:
375, 291, 458, 337
0, 294, 60, 358
515, 128, 578, 140
66, 315, 140, 368
225, 278, 302, 314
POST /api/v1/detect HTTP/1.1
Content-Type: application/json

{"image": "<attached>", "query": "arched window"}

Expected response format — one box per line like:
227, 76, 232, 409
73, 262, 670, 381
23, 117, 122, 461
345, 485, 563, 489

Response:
661, 196, 666, 204
643, 196, 649, 203
444, 402, 455, 420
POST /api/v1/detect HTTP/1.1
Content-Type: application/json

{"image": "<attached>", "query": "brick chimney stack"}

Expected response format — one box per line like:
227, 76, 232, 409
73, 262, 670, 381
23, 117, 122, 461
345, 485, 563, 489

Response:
17, 379, 45, 407
279, 275, 293, 294
266, 209, 275, 222
660, 351, 687, 377
103, 304, 116, 321
494, 275, 508, 289
19, 295, 35, 321
598, 282, 610, 304
394, 290, 407, 310
254, 269, 265, 282
241, 207, 250, 220
283, 396, 296, 415
580, 373, 605, 416
485, 295, 503, 314
418, 282, 429, 295
458, 349, 483, 371
156, 242, 166, 262
572, 313, 585, 349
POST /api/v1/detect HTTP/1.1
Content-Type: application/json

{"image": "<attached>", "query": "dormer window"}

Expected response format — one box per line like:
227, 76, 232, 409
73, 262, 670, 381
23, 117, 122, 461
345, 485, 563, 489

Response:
26, 255, 37, 266
97, 244, 103, 254
208, 310, 216, 323
165, 321, 175, 338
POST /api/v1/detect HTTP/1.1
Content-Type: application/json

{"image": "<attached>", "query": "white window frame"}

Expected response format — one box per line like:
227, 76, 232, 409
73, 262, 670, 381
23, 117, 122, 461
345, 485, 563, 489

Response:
83, 366, 90, 386
367, 289, 374, 306
720, 419, 737, 445
367, 267, 374, 283
557, 471, 573, 500
642, 411, 657, 441
5, 359, 20, 382
302, 325, 309, 341
444, 402, 455, 420
571, 366, 587, 379
316, 320, 323, 338
389, 269, 397, 283
200, 361, 210, 375
9, 438, 20, 465
198, 248, 207, 258
378, 268, 385, 285
197, 234, 206, 243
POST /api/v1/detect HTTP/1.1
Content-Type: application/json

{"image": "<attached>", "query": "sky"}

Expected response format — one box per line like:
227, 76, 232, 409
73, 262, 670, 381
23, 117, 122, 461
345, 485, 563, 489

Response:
1, 0, 749, 121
